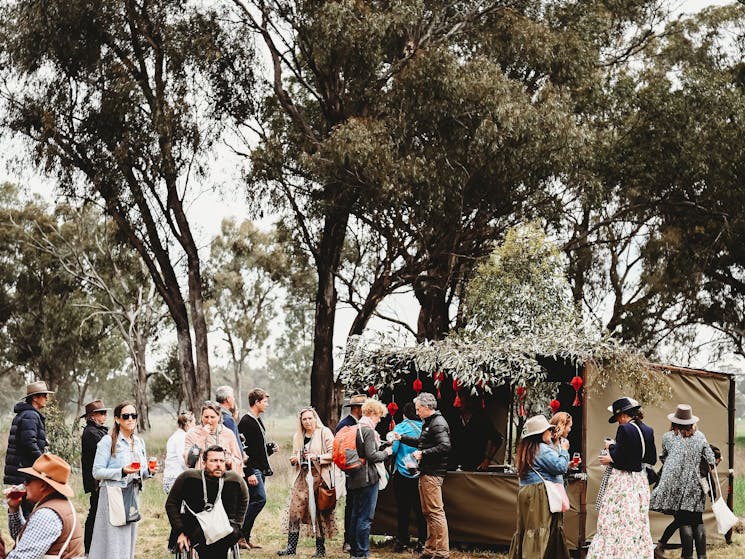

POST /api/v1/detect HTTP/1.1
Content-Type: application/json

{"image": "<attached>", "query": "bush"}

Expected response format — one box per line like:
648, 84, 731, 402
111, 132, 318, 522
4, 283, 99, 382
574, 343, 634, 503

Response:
45, 400, 81, 464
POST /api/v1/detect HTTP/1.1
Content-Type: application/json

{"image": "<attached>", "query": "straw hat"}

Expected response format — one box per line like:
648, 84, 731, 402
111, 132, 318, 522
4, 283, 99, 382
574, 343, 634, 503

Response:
80, 399, 110, 419
342, 394, 366, 408
522, 415, 554, 438
667, 404, 699, 425
22, 381, 55, 400
607, 396, 641, 423
18, 454, 74, 497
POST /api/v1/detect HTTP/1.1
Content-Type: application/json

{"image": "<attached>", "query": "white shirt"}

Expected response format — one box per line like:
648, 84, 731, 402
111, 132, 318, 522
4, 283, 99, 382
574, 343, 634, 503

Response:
164, 429, 188, 479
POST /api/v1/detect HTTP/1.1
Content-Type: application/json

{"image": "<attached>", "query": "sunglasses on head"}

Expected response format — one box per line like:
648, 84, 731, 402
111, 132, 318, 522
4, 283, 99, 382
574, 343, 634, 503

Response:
120, 413, 138, 420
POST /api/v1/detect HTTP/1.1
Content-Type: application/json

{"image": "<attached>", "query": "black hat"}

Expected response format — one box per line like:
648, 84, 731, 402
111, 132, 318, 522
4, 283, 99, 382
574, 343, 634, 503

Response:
607, 396, 641, 423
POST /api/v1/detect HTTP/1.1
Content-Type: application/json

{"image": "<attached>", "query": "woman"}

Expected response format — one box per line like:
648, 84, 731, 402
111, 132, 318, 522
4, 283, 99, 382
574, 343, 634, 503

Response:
588, 397, 656, 559
89, 402, 156, 559
549, 412, 573, 452
183, 401, 243, 471
508, 414, 570, 559
277, 407, 338, 557
650, 404, 715, 559
163, 411, 195, 493
346, 398, 392, 559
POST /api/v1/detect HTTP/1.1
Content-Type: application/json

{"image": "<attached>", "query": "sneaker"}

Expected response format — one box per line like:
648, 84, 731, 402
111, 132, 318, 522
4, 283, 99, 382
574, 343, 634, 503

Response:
342, 542, 352, 553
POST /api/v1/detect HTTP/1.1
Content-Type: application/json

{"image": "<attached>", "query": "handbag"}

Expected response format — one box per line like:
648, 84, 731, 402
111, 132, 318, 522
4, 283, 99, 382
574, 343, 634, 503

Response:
317, 472, 337, 511
531, 467, 570, 513
709, 470, 738, 535
375, 460, 389, 490
183, 472, 233, 545
630, 422, 658, 485
107, 480, 141, 526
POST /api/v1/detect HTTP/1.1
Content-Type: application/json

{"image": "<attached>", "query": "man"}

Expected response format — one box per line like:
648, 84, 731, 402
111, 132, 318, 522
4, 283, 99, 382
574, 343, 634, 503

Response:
166, 445, 248, 559
4, 381, 54, 516
6, 453, 84, 559
215, 385, 242, 449
335, 393, 365, 553
80, 399, 109, 554
449, 395, 503, 471
395, 392, 451, 559
237, 388, 276, 550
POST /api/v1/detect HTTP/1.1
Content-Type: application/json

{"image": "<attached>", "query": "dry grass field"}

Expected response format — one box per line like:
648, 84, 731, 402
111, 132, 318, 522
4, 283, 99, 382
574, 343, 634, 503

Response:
2, 414, 744, 558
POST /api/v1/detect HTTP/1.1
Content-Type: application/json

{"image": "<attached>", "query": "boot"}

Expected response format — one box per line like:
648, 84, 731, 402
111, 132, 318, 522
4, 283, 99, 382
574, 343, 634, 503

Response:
312, 537, 326, 558
679, 524, 694, 559
653, 542, 666, 559
277, 531, 299, 556
693, 523, 707, 559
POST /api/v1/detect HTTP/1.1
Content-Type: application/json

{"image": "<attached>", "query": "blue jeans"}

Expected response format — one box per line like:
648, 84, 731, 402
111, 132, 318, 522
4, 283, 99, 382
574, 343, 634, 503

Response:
348, 483, 379, 558
242, 469, 266, 541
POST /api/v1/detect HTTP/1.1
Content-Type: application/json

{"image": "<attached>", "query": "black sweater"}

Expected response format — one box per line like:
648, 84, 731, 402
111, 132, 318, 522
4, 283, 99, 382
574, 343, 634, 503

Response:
81, 421, 108, 493
238, 413, 275, 473
400, 411, 451, 476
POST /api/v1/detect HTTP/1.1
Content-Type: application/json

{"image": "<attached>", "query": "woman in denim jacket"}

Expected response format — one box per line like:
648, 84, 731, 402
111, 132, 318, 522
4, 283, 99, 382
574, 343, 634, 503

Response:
89, 401, 156, 559
508, 415, 570, 559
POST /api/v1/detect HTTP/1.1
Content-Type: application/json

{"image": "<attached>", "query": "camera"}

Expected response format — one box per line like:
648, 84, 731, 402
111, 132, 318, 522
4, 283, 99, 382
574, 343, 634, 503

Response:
262, 467, 274, 477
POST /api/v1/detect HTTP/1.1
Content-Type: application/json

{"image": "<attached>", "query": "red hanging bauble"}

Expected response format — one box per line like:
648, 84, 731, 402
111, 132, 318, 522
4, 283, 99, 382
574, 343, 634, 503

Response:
453, 393, 462, 408
387, 401, 399, 430
413, 377, 423, 394
452, 378, 461, 392
570, 375, 583, 407
367, 385, 378, 397
550, 399, 561, 414
516, 386, 527, 417
433, 371, 445, 399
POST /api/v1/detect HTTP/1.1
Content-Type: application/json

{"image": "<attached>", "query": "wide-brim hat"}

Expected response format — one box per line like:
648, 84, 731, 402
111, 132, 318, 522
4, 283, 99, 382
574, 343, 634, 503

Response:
522, 415, 555, 438
667, 404, 699, 425
80, 399, 109, 419
342, 394, 366, 408
22, 381, 55, 400
608, 396, 641, 423
18, 454, 74, 497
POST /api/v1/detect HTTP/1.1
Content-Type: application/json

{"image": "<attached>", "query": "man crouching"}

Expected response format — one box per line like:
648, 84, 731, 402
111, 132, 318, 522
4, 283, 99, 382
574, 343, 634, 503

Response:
166, 445, 248, 559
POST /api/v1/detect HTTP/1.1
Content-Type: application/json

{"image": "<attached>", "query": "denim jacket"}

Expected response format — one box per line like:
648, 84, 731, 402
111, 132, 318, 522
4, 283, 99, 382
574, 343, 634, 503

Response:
93, 432, 151, 488
520, 443, 569, 486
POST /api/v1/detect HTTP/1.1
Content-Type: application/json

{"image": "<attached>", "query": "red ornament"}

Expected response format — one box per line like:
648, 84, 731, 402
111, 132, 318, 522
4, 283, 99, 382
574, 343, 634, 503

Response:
570, 375, 583, 407
387, 401, 399, 430
550, 399, 561, 414
453, 393, 462, 408
452, 379, 461, 392
516, 386, 527, 417
367, 385, 378, 397
413, 377, 423, 394
433, 371, 445, 399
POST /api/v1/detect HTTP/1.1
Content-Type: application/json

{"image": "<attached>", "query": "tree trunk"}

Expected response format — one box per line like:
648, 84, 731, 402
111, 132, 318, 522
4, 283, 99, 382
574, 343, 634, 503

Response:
187, 260, 212, 404
414, 272, 451, 341
134, 340, 151, 432
233, 361, 243, 412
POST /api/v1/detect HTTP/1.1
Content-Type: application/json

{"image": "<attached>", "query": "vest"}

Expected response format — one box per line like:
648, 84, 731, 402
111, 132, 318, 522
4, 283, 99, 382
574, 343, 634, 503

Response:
17, 495, 84, 559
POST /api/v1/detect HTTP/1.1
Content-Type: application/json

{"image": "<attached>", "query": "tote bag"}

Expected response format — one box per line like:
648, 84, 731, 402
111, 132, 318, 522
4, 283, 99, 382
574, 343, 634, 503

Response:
710, 470, 738, 535
531, 467, 569, 513
184, 473, 233, 545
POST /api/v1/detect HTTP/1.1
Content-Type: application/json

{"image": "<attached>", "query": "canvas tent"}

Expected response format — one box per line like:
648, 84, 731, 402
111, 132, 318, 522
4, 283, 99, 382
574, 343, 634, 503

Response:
353, 358, 735, 552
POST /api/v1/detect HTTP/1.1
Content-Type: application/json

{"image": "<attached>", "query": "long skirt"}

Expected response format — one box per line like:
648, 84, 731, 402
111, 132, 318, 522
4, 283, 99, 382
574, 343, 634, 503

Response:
287, 466, 337, 539
508, 482, 570, 559
588, 469, 653, 559
88, 483, 139, 559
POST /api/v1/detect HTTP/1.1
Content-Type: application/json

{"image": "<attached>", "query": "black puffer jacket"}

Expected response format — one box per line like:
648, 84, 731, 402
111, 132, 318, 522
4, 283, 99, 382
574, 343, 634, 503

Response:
400, 411, 451, 476
4, 402, 48, 484
81, 420, 108, 493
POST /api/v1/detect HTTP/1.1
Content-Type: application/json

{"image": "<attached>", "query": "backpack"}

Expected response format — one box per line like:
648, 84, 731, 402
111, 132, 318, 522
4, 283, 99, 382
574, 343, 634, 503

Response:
333, 425, 365, 470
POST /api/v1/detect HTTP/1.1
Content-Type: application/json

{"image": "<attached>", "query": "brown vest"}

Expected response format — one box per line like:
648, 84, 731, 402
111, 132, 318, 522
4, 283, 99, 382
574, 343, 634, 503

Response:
17, 495, 84, 559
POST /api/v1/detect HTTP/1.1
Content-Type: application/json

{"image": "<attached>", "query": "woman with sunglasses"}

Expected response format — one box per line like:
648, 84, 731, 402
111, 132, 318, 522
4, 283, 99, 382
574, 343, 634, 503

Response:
88, 402, 157, 559
277, 407, 339, 557
184, 401, 243, 471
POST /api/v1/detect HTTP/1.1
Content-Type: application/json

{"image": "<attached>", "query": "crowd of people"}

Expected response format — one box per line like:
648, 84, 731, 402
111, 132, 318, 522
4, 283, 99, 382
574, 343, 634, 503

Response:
0, 380, 724, 559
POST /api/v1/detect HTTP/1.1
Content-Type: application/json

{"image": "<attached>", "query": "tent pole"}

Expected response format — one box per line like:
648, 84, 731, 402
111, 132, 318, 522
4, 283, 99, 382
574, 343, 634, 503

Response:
727, 374, 735, 544
578, 362, 588, 558
508, 380, 514, 464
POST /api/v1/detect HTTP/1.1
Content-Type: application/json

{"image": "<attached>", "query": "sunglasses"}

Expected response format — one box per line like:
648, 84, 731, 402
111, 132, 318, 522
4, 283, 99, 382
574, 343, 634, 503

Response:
23, 476, 36, 485
120, 413, 138, 420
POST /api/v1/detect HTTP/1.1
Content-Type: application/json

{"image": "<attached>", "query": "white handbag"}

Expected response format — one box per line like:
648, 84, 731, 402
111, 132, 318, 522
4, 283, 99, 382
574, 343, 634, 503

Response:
183, 472, 233, 545
531, 467, 570, 513
709, 470, 738, 535
375, 461, 389, 490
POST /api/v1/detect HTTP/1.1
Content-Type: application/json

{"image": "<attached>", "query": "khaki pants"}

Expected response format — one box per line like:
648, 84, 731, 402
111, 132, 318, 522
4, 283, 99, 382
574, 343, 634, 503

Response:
419, 474, 449, 559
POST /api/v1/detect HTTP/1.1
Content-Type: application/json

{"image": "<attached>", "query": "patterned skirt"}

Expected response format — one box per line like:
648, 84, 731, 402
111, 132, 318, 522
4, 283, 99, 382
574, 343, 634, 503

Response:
287, 466, 337, 539
588, 469, 653, 559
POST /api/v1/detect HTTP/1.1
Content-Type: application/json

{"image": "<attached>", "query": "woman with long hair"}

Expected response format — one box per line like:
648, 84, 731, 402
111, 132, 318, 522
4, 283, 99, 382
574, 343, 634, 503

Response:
588, 397, 657, 559
277, 407, 339, 557
183, 401, 243, 471
549, 412, 573, 452
650, 404, 715, 559
508, 414, 570, 559
163, 411, 195, 494
89, 402, 156, 559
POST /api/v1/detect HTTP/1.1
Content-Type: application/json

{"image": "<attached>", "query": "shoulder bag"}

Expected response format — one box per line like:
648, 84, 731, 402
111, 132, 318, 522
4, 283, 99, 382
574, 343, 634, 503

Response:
317, 465, 337, 511
709, 469, 738, 535
107, 479, 141, 526
183, 472, 233, 545
630, 422, 658, 485
531, 467, 569, 513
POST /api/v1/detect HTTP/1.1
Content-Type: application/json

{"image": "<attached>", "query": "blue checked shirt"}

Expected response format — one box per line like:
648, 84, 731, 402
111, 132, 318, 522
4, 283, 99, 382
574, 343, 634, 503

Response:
7, 508, 62, 559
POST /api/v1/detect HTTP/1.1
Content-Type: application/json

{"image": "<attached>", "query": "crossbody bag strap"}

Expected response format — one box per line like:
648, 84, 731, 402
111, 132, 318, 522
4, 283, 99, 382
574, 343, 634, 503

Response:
630, 421, 645, 460
52, 499, 78, 559
200, 471, 223, 509
530, 466, 547, 482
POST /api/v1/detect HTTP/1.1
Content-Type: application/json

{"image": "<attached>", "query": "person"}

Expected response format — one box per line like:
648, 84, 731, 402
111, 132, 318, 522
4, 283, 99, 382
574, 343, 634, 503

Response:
80, 399, 110, 554
166, 445, 249, 559
88, 401, 158, 559
278, 407, 338, 558
163, 411, 195, 493
238, 388, 277, 550
184, 402, 243, 472
393, 392, 451, 559
390, 402, 426, 553
507, 415, 570, 559
549, 412, 573, 453
448, 395, 503, 471
215, 385, 242, 449
336, 394, 365, 553
5, 453, 84, 559
4, 381, 54, 516
650, 404, 716, 559
345, 398, 392, 559
587, 396, 656, 559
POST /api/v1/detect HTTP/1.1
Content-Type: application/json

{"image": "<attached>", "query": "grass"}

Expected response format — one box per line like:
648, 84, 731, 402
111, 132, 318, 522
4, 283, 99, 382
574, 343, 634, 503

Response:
2, 414, 745, 558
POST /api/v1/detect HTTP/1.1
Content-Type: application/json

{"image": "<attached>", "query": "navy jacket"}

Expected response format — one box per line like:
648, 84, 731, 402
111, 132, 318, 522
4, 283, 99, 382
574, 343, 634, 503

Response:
4, 402, 48, 484
609, 420, 657, 472
335, 413, 358, 433
220, 407, 242, 451
81, 420, 108, 493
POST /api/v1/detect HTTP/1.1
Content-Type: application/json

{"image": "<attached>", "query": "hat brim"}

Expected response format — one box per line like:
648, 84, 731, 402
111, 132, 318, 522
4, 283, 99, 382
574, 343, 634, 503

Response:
522, 424, 555, 438
667, 412, 699, 425
79, 407, 109, 418
342, 402, 363, 408
20, 390, 55, 401
608, 406, 641, 423
17, 467, 74, 497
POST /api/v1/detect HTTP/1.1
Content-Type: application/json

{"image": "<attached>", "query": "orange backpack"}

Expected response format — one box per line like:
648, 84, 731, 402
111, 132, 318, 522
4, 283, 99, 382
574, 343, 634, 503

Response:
333, 425, 365, 470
